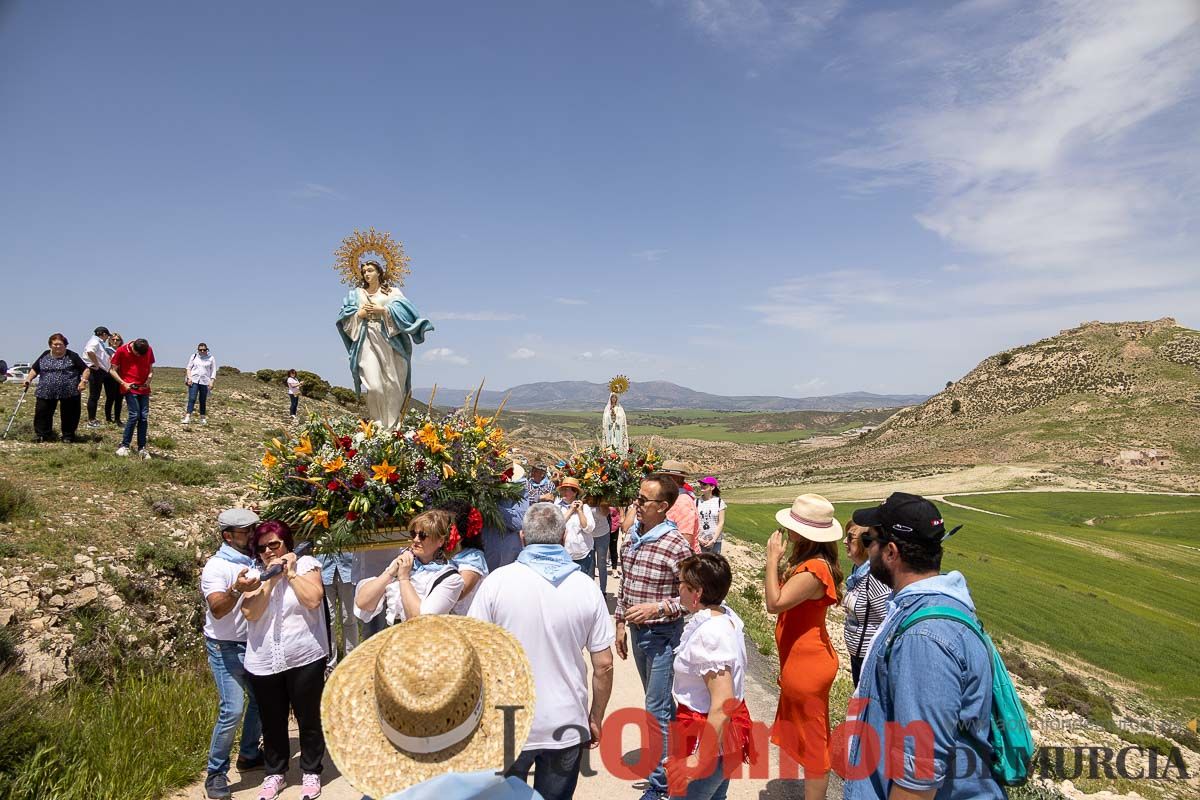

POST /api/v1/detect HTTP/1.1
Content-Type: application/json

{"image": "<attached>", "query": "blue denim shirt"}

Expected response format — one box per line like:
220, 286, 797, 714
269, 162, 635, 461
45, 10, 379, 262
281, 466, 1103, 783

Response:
316, 551, 353, 585
481, 496, 529, 572
844, 571, 1005, 800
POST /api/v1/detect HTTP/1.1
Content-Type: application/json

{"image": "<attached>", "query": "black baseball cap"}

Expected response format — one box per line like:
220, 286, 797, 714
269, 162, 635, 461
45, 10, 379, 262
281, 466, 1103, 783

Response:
94, 326, 110, 337
852, 492, 959, 542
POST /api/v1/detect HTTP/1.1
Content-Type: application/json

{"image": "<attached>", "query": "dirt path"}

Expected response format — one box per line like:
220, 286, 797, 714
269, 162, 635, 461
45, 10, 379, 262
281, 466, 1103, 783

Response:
174, 573, 830, 800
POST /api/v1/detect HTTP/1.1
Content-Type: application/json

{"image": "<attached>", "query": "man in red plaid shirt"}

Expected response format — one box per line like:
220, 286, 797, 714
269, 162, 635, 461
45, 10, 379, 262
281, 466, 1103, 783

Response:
616, 474, 694, 800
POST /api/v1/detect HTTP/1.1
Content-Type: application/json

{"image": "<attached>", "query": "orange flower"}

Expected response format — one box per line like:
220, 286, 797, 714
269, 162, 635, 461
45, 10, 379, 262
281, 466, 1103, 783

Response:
442, 463, 456, 479
487, 428, 505, 445
474, 415, 492, 427
442, 423, 462, 442
306, 508, 330, 528
359, 419, 375, 439
293, 436, 313, 456
416, 423, 442, 452
371, 459, 398, 482
261, 451, 279, 470
322, 455, 346, 473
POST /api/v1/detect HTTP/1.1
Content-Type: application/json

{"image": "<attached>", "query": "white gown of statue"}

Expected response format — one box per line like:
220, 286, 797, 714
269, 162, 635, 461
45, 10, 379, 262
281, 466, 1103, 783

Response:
338, 287, 431, 430
603, 403, 628, 451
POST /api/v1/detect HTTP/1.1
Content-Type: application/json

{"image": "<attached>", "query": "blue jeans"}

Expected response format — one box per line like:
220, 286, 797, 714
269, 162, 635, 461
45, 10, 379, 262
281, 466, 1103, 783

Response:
122, 393, 150, 450
289, 394, 299, 415
506, 743, 585, 800
187, 383, 209, 415
671, 755, 729, 800
590, 535, 610, 594
205, 638, 263, 777
573, 551, 594, 579
631, 619, 684, 796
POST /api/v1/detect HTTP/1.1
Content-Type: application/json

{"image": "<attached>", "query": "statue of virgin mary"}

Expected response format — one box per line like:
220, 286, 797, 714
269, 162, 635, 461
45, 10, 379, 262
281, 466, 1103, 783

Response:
335, 249, 433, 429
602, 392, 628, 452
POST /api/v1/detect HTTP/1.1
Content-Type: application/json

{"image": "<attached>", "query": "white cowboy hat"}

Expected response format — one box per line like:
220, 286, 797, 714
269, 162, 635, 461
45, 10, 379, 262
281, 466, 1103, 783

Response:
322, 615, 535, 799
774, 493, 843, 542
508, 462, 526, 483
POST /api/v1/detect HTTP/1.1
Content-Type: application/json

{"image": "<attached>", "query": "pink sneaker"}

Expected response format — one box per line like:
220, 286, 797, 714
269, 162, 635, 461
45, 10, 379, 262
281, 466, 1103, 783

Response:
300, 772, 322, 799
256, 774, 286, 800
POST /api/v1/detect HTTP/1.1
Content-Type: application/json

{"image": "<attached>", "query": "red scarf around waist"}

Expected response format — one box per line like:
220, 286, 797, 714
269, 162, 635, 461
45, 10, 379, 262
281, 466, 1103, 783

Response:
674, 699, 758, 765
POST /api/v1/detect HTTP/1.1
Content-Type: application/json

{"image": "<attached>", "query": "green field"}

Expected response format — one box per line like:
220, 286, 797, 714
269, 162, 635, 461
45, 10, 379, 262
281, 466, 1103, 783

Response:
725, 492, 1200, 711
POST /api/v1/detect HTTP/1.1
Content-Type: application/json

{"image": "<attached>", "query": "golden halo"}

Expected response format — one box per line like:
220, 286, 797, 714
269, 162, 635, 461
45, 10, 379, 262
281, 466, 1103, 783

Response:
608, 374, 630, 395
333, 228, 412, 287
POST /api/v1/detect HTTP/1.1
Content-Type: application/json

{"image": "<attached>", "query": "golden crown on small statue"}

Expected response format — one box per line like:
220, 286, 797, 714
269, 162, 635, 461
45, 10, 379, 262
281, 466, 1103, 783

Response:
608, 375, 630, 395
333, 228, 411, 287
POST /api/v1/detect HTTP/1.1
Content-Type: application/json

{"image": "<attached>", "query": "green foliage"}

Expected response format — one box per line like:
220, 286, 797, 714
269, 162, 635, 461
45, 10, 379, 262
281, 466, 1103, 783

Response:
19, 448, 221, 489
148, 435, 176, 450
295, 370, 331, 400
331, 386, 360, 406
255, 369, 286, 383
951, 398, 962, 414
0, 478, 36, 522
998, 351, 1014, 366
0, 627, 18, 669
1, 664, 214, 800
134, 540, 195, 586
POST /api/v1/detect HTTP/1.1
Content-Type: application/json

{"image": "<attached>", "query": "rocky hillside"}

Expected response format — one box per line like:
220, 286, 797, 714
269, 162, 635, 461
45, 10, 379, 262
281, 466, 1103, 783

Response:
738, 319, 1200, 490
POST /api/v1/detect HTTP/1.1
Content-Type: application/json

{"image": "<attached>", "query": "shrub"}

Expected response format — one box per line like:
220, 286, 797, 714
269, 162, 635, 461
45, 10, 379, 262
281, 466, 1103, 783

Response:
295, 370, 331, 400
255, 369, 286, 383
221, 365, 241, 374
0, 627, 19, 669
331, 386, 359, 406
150, 500, 175, 518
0, 671, 53, 789
0, 478, 36, 522
998, 351, 1013, 366
149, 435, 176, 451
950, 399, 962, 414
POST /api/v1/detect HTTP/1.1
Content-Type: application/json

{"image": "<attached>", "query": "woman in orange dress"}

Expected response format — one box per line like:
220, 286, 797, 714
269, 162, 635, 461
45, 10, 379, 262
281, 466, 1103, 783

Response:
764, 493, 844, 800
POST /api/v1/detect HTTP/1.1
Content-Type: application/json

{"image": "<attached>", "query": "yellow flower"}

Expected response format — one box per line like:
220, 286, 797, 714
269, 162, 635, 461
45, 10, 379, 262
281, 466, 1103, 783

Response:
322, 455, 346, 473
487, 428, 505, 445
306, 508, 330, 528
476, 440, 489, 450
293, 436, 313, 456
359, 419, 375, 439
416, 423, 441, 450
442, 424, 462, 442
442, 463, 456, 479
261, 452, 279, 470
474, 415, 491, 427
371, 459, 398, 482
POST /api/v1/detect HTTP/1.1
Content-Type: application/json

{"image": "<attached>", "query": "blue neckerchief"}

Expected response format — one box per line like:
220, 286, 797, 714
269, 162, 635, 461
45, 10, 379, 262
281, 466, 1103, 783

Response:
626, 520, 677, 555
213, 543, 255, 568
452, 548, 489, 575
413, 555, 449, 575
517, 544, 579, 586
846, 560, 871, 593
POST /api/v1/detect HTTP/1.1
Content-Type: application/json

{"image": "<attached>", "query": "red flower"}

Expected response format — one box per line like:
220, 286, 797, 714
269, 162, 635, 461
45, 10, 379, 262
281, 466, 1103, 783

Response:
608, 453, 618, 461
350, 472, 366, 489
326, 480, 339, 491
295, 464, 308, 475
386, 472, 400, 484
346, 511, 359, 522
345, 448, 358, 459
415, 459, 427, 472
446, 524, 461, 553
467, 508, 484, 538
637, 458, 645, 466
338, 436, 352, 449
501, 467, 514, 481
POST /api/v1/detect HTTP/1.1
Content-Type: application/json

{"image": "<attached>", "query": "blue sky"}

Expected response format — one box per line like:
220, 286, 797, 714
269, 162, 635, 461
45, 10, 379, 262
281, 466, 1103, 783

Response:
1, 0, 1197, 397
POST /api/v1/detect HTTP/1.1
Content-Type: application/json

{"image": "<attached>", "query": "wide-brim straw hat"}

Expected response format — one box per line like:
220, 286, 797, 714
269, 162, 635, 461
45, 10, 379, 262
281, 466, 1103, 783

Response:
558, 476, 582, 493
322, 615, 535, 799
659, 459, 688, 477
775, 493, 843, 542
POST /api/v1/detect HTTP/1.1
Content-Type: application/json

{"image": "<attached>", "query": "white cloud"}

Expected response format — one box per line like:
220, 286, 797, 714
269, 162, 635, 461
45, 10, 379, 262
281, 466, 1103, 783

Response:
421, 347, 468, 366
676, 0, 847, 56
750, 269, 921, 329
577, 351, 594, 360
509, 347, 537, 360
428, 310, 526, 321
290, 182, 343, 200
828, 0, 1200, 292
632, 248, 668, 262
793, 378, 828, 393
555, 297, 586, 306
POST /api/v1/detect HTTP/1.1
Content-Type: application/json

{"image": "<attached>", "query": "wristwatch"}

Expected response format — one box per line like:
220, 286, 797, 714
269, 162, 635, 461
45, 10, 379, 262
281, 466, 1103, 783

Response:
230, 584, 243, 597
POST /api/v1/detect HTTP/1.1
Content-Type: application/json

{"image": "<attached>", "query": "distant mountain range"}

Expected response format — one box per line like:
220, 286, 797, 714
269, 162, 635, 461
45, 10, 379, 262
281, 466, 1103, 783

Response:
413, 380, 928, 412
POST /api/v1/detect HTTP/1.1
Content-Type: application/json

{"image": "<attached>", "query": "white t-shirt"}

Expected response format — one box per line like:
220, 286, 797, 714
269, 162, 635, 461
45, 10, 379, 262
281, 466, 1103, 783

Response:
244, 555, 329, 676
354, 563, 466, 626
697, 497, 727, 542
672, 605, 747, 714
468, 562, 614, 750
286, 376, 301, 396
83, 335, 112, 373
555, 499, 596, 560
201, 556, 251, 641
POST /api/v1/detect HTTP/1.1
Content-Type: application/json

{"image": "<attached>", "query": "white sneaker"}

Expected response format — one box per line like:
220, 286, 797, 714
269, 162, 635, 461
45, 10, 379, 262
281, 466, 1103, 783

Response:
139, 450, 151, 460
116, 446, 131, 457
181, 414, 191, 424
87, 420, 102, 429
200, 416, 208, 425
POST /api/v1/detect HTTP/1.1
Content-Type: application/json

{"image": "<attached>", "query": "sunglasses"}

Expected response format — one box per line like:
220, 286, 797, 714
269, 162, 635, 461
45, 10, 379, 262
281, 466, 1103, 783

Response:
634, 495, 665, 506
411, 530, 437, 542
258, 539, 285, 552
859, 531, 891, 548
197, 348, 208, 352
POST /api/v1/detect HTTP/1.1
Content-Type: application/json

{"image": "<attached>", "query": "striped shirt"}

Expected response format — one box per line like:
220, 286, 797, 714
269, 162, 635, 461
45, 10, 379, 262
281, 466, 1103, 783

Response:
843, 565, 891, 659
615, 522, 692, 625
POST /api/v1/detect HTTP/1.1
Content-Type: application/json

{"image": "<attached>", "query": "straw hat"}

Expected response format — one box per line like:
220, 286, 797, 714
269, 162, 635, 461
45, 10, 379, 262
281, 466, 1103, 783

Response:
322, 615, 535, 799
659, 459, 687, 477
774, 494, 843, 542
558, 476, 582, 493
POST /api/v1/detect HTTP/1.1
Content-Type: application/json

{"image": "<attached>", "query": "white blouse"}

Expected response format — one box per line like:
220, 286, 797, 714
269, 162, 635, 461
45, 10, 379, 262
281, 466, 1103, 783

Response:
244, 555, 329, 676
555, 499, 596, 560
672, 604, 747, 713
354, 562, 465, 626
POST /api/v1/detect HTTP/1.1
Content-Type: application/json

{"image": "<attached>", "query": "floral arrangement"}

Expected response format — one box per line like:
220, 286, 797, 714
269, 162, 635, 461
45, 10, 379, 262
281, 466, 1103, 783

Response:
257, 409, 523, 550
560, 443, 661, 505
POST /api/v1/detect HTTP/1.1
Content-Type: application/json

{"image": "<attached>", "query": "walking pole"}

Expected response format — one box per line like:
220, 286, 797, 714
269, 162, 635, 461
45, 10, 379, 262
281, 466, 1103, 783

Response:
2, 385, 29, 440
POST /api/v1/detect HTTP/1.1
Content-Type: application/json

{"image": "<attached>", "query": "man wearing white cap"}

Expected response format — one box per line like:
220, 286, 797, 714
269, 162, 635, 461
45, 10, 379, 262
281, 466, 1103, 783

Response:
200, 508, 266, 799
